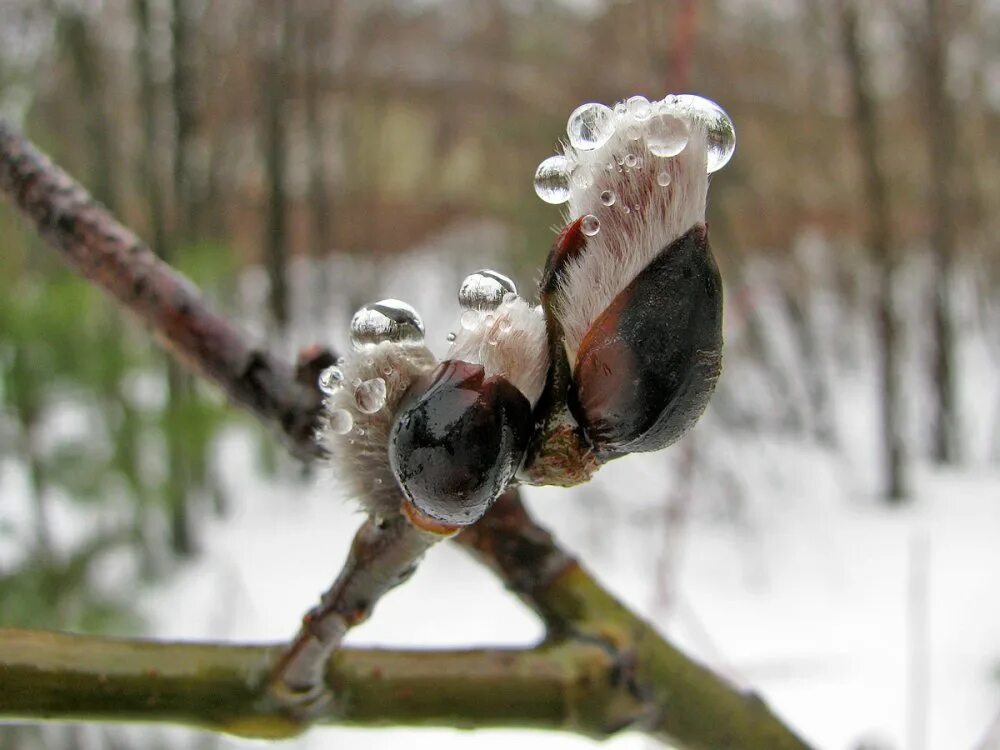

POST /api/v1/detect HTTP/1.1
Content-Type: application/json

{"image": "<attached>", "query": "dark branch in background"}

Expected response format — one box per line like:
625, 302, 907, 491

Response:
0, 119, 327, 460
837, 0, 907, 502
0, 119, 813, 750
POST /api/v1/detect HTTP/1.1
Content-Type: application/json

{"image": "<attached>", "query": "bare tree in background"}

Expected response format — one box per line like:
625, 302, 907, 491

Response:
132, 0, 196, 555
261, 0, 292, 330
916, 0, 960, 464
838, 0, 908, 502
300, 0, 336, 315
171, 0, 197, 238
56, 6, 117, 213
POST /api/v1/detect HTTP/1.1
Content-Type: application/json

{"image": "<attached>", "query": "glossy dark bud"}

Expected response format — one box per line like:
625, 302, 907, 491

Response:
570, 223, 723, 457
389, 360, 532, 528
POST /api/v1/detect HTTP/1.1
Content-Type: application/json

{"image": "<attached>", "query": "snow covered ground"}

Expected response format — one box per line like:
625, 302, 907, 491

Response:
134, 239, 1000, 750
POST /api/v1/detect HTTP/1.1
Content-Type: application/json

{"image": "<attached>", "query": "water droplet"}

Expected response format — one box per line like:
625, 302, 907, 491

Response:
571, 165, 593, 189
614, 101, 628, 116
318, 366, 344, 395
600, 190, 616, 206
580, 214, 600, 236
534, 155, 572, 204
459, 269, 517, 311
627, 95, 652, 121
657, 170, 672, 187
567, 102, 616, 151
374, 477, 383, 486
328, 409, 353, 435
669, 94, 736, 173
446, 332, 457, 342
350, 299, 425, 348
645, 113, 690, 157
625, 125, 642, 141
460, 310, 481, 330
355, 377, 387, 414
624, 153, 639, 168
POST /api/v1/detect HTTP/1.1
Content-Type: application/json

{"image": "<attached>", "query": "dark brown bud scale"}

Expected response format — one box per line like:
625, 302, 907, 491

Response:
389, 360, 533, 526
569, 223, 723, 457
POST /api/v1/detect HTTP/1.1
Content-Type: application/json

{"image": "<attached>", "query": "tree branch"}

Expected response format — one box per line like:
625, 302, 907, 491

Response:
0, 628, 626, 738
0, 120, 814, 749
458, 492, 812, 750
0, 118, 326, 460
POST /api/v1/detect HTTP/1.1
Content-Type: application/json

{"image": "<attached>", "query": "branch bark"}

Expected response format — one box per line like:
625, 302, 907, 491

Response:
0, 118, 326, 460
0, 119, 813, 750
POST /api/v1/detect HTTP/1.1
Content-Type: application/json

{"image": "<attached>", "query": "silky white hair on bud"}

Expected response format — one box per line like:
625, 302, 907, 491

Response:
552, 116, 710, 366
446, 296, 549, 407
320, 341, 436, 516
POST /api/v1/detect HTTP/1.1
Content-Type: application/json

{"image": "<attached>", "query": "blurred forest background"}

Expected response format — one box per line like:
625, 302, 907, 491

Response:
1, 1, 999, 749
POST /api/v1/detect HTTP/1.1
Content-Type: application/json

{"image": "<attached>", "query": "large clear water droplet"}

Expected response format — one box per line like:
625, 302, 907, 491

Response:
458, 269, 517, 311
355, 377, 387, 414
350, 299, 425, 349
624, 153, 640, 169
646, 113, 690, 157
657, 170, 672, 187
567, 103, 616, 151
580, 214, 600, 236
627, 95, 652, 121
327, 408, 353, 435
318, 366, 344, 395
534, 155, 572, 204
600, 189, 616, 206
669, 94, 736, 173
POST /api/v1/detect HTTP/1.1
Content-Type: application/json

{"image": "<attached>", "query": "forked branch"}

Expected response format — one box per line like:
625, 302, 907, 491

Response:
0, 119, 813, 750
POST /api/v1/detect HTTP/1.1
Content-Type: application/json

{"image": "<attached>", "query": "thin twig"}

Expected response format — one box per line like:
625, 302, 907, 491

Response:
271, 513, 443, 703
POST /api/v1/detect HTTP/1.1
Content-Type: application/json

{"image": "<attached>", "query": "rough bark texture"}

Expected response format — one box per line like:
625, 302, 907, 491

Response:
0, 119, 326, 460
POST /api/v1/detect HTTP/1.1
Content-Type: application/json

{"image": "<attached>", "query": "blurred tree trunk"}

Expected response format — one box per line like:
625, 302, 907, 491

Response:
838, 0, 908, 502
918, 0, 960, 464
261, 0, 292, 331
783, 286, 837, 446
133, 0, 194, 556
301, 0, 335, 318
172, 0, 197, 238
58, 9, 117, 213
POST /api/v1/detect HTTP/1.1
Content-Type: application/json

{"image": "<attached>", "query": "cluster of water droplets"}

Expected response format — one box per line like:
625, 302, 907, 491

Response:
532, 93, 736, 218
453, 269, 518, 344
319, 299, 427, 436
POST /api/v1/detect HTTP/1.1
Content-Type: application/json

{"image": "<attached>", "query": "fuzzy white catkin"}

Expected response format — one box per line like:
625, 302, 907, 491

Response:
554, 125, 709, 367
